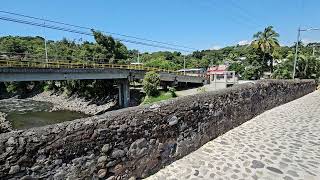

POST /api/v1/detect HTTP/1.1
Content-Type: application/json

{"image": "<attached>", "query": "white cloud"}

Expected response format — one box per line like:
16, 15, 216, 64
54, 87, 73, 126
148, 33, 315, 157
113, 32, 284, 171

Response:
211, 45, 221, 50
238, 40, 251, 46
301, 38, 315, 44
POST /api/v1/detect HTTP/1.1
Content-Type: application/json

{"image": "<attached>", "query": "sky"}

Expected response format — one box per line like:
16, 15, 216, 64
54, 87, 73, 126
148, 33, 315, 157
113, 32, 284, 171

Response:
1, 0, 320, 53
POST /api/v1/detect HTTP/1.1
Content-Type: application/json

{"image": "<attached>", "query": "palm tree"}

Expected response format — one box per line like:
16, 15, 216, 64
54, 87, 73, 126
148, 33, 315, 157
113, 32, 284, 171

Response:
252, 26, 280, 73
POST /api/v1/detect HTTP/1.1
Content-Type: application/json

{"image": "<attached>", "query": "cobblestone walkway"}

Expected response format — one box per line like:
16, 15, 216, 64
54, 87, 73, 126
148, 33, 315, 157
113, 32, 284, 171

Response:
147, 92, 320, 180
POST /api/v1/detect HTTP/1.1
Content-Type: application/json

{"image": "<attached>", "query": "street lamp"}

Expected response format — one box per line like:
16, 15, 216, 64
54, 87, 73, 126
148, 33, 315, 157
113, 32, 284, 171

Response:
293, 27, 320, 79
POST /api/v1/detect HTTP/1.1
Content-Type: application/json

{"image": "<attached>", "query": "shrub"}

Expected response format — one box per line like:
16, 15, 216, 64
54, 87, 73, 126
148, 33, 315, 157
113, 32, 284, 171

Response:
168, 87, 177, 97
143, 71, 160, 97
197, 87, 207, 93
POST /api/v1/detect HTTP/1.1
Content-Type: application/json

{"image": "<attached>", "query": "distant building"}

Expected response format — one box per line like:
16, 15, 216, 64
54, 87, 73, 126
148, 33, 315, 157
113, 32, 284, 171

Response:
178, 68, 206, 77
207, 65, 228, 75
207, 65, 238, 89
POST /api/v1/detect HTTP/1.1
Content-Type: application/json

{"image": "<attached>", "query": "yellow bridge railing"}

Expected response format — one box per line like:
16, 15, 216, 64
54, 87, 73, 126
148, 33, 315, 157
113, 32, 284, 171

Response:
0, 59, 185, 76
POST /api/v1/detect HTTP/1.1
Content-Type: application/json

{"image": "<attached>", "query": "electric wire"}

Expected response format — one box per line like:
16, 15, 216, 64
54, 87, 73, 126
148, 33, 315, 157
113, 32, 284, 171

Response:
0, 10, 197, 51
0, 16, 193, 52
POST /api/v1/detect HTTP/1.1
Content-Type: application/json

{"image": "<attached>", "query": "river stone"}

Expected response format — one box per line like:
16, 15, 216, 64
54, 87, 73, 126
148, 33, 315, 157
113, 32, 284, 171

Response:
129, 138, 149, 158
9, 165, 20, 174
53, 171, 66, 180
106, 160, 118, 167
109, 164, 125, 174
18, 137, 25, 148
31, 165, 41, 172
54, 159, 63, 166
6, 146, 14, 153
251, 160, 265, 169
287, 170, 299, 177
102, 144, 111, 153
98, 156, 107, 163
111, 149, 125, 159
167, 116, 178, 126
98, 169, 107, 178
20, 175, 34, 180
266, 166, 283, 174
6, 137, 16, 146
106, 176, 115, 180
149, 104, 160, 110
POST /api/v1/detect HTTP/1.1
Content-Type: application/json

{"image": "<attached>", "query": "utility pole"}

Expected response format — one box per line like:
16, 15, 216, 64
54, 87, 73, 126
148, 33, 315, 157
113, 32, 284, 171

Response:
43, 21, 48, 63
293, 27, 320, 79
292, 27, 300, 79
137, 52, 140, 64
312, 45, 316, 57
183, 56, 186, 75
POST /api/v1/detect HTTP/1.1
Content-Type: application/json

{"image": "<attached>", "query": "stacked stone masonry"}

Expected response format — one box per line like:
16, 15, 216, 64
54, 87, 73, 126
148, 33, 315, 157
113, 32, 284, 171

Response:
0, 80, 316, 179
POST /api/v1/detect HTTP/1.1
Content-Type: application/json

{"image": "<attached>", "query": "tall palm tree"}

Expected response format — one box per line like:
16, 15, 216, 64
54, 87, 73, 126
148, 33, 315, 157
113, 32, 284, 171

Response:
252, 26, 280, 73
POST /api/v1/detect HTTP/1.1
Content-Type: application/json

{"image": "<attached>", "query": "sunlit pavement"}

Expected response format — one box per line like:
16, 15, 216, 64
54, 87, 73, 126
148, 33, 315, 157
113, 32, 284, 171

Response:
147, 91, 320, 180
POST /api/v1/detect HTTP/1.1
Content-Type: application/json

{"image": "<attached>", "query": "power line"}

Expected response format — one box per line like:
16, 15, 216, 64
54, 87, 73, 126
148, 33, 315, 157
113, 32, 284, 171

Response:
200, 0, 259, 30
0, 16, 193, 52
227, 0, 262, 28
0, 10, 197, 51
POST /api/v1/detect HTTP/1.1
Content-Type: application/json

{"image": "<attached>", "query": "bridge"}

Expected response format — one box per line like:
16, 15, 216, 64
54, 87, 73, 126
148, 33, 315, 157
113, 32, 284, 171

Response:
0, 60, 206, 107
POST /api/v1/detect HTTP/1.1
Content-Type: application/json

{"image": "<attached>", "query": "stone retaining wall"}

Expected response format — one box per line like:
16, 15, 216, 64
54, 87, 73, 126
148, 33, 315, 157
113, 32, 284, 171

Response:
0, 112, 11, 134
0, 80, 316, 179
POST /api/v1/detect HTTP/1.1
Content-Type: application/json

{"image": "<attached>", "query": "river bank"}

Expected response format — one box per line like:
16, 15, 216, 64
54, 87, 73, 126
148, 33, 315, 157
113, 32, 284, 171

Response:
29, 91, 118, 115
0, 91, 117, 133
0, 97, 92, 132
0, 88, 145, 133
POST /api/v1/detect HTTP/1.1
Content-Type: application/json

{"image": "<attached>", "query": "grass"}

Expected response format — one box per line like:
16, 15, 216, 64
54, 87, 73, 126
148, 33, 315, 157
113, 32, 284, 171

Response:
141, 91, 176, 105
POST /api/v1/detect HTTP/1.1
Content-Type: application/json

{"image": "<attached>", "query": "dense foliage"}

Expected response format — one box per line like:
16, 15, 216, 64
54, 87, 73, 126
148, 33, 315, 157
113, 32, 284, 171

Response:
1, 26, 320, 99
143, 71, 160, 97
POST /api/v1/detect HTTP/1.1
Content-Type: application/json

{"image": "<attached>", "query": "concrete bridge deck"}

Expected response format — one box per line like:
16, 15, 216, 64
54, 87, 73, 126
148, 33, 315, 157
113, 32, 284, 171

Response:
0, 67, 205, 84
0, 60, 206, 83
147, 91, 320, 180
0, 60, 206, 107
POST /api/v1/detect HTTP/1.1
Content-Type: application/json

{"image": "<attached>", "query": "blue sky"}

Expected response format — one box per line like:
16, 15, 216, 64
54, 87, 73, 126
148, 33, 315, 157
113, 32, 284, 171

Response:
1, 0, 320, 53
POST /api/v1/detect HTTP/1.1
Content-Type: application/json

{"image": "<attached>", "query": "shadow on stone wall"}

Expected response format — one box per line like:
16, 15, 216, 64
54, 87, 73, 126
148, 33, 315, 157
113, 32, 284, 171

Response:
0, 80, 316, 180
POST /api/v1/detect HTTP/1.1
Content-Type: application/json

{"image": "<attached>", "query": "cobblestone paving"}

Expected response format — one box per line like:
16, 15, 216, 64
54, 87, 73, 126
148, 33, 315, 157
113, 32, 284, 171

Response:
147, 92, 320, 180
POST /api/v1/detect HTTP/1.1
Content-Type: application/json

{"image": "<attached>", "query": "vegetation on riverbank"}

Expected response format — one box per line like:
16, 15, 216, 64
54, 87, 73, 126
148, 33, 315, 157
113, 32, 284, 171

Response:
141, 91, 176, 105
1, 26, 320, 100
140, 72, 177, 105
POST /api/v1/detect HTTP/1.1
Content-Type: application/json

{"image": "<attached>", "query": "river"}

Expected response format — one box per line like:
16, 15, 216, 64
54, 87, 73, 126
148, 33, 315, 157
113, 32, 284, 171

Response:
0, 98, 88, 130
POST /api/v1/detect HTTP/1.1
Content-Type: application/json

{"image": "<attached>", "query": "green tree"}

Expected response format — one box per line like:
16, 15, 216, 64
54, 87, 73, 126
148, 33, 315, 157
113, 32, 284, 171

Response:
91, 30, 128, 63
252, 26, 280, 73
273, 49, 320, 80
143, 71, 160, 97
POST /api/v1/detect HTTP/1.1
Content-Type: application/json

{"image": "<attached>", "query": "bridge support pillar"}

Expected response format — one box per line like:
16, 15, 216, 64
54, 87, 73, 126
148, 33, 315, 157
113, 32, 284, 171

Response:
117, 79, 130, 108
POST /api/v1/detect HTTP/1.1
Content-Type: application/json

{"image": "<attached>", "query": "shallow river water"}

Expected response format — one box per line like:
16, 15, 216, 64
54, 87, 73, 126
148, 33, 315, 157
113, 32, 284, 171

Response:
0, 98, 88, 130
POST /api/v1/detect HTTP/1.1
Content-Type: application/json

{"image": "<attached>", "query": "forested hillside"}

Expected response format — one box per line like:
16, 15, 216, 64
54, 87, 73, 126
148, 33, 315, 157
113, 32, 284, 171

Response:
1, 27, 320, 98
